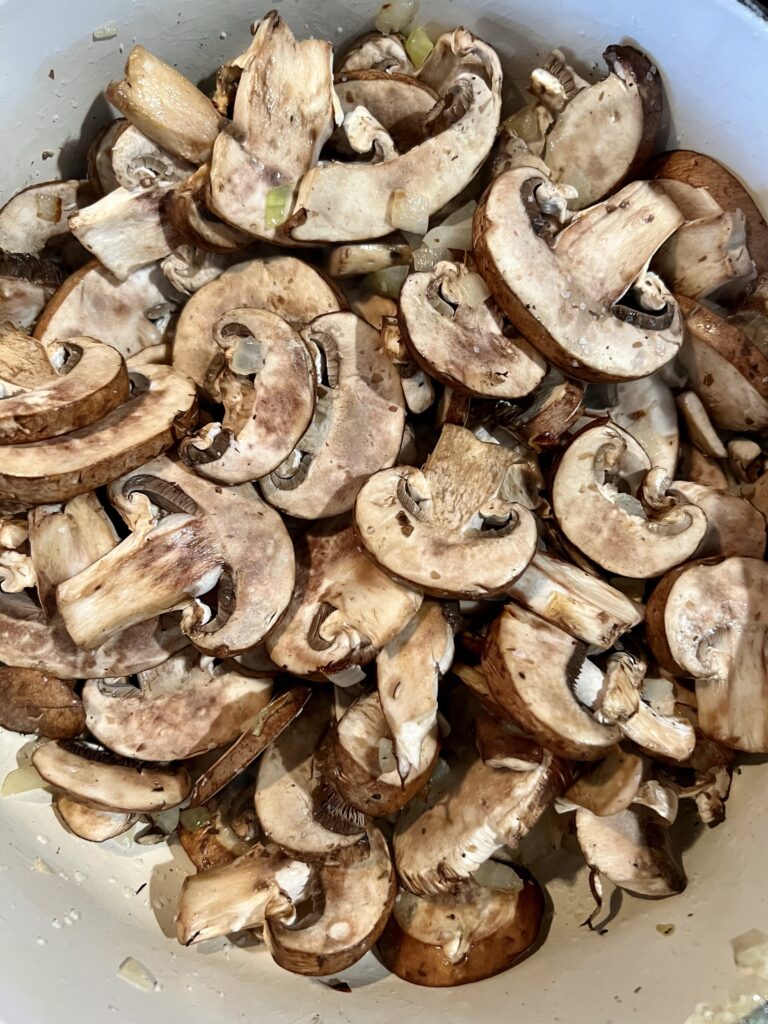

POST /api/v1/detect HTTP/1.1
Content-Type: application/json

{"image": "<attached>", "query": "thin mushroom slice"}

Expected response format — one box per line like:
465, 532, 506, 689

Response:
561, 747, 645, 817
679, 443, 729, 491
607, 373, 679, 477
160, 246, 233, 296
0, 249, 65, 329
399, 260, 546, 399
474, 715, 545, 771
180, 308, 316, 484
473, 170, 684, 382
337, 31, 415, 75
676, 391, 726, 459
670, 480, 766, 559
32, 739, 191, 812
511, 372, 584, 451
110, 126, 195, 191
86, 119, 129, 196
164, 165, 249, 254
260, 311, 405, 520
0, 365, 197, 510
55, 794, 138, 842
178, 779, 261, 871
334, 70, 437, 151
552, 422, 707, 578
378, 863, 543, 987
482, 603, 620, 760
0, 179, 91, 255
0, 667, 84, 739
266, 518, 421, 679
354, 424, 538, 598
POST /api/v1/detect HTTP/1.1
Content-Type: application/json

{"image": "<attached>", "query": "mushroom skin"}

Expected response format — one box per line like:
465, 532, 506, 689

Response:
54, 794, 138, 842
0, 667, 85, 739
354, 425, 539, 598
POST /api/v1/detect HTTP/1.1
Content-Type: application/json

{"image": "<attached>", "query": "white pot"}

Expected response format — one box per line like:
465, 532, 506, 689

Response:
0, 1, 767, 1021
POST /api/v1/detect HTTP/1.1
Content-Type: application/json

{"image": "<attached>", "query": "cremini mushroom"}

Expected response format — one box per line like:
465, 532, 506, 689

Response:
0, 667, 84, 739
110, 126, 195, 192
0, 250, 65, 328
160, 245, 233, 296
163, 165, 249, 254
670, 480, 766, 559
54, 794, 138, 842
590, 373, 679, 477
337, 31, 415, 75
561, 746, 645, 817
0, 179, 91, 255
334, 70, 436, 151
510, 371, 584, 451
474, 715, 545, 771
676, 390, 727, 459
86, 119, 129, 196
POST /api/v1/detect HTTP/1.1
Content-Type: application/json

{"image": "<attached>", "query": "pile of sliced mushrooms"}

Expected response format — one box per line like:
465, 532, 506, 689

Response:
2, 2, 768, 988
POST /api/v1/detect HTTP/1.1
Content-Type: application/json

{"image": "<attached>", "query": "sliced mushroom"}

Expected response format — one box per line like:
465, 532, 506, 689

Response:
287, 29, 502, 242
0, 179, 91, 254
552, 421, 707, 578
562, 747, 645, 816
55, 794, 138, 842
0, 667, 84, 738
260, 311, 405, 519
452, 662, 508, 719
334, 70, 437, 151
512, 372, 584, 451
178, 780, 261, 870
209, 12, 335, 242
327, 241, 412, 279
0, 324, 57, 391
670, 480, 766, 559
341, 105, 398, 162
160, 245, 233, 296
32, 739, 191, 812
110, 126, 195, 191
0, 249, 65, 328
474, 715, 545, 771
86, 119, 129, 196
164, 165, 249, 254
676, 391, 726, 459
482, 603, 620, 760
474, 170, 684, 382
266, 518, 421, 678
378, 863, 543, 986
0, 365, 196, 510
605, 374, 679, 477
679, 442, 729, 490
355, 425, 538, 598
337, 31, 415, 75
106, 46, 225, 164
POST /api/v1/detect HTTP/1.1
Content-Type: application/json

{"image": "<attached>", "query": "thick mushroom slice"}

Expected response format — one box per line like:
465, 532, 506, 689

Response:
0, 250, 65, 328
82, 652, 273, 761
57, 454, 294, 657
0, 365, 196, 510
32, 739, 191, 812
334, 70, 437, 151
337, 31, 415, 74
399, 260, 546, 398
110, 126, 195, 192
482, 603, 620, 760
209, 12, 335, 242
55, 794, 138, 842
260, 312, 405, 519
106, 46, 225, 165
265, 826, 395, 976
178, 779, 261, 870
676, 391, 726, 460
179, 308, 316, 484
552, 422, 707, 578
670, 480, 766, 559
354, 425, 538, 598
474, 170, 684, 382
511, 372, 584, 451
604, 374, 679, 477
0, 667, 84, 739
646, 557, 768, 753
506, 549, 644, 649
266, 518, 421, 678
287, 29, 502, 242
0, 324, 57, 392
172, 256, 344, 400
562, 747, 645, 817
0, 179, 91, 255
378, 863, 543, 987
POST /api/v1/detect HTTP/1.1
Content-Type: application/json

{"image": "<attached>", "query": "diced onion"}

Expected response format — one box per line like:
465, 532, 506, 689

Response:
229, 338, 264, 376
732, 930, 768, 978
412, 245, 451, 272
325, 665, 367, 687
473, 860, 524, 893
2, 766, 46, 796
362, 264, 409, 298
455, 271, 490, 308
151, 807, 181, 834
118, 957, 158, 992
374, 0, 419, 34
35, 193, 62, 223
264, 183, 295, 228
405, 25, 433, 69
389, 189, 429, 234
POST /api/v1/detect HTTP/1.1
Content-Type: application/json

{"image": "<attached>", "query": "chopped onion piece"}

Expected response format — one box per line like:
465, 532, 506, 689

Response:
473, 860, 524, 893
389, 189, 429, 234
229, 338, 264, 376
362, 264, 409, 298
455, 271, 490, 307
405, 25, 433, 69
614, 492, 647, 518
179, 806, 211, 831
2, 766, 46, 796
422, 200, 476, 251
36, 193, 62, 223
412, 244, 451, 272
374, 0, 419, 34
32, 857, 53, 874
264, 183, 295, 228
151, 807, 181, 834
118, 957, 158, 992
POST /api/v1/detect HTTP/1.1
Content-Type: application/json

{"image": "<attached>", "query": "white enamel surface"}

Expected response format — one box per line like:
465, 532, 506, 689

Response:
1, 0, 768, 1021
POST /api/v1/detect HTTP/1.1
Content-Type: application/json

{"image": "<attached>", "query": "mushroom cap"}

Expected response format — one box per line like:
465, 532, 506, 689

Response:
54, 794, 137, 842
0, 179, 91, 254
0, 667, 84, 739
334, 70, 437, 151
354, 425, 539, 598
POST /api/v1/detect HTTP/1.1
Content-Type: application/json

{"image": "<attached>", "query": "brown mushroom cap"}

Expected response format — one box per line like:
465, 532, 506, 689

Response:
0, 667, 84, 739
55, 793, 138, 842
0, 179, 91, 254
334, 70, 437, 151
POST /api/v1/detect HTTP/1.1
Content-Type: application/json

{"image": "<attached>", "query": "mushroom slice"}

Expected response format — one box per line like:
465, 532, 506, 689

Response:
82, 653, 273, 761
0, 324, 57, 391
34, 261, 180, 364
55, 794, 138, 842
378, 864, 543, 987
0, 179, 91, 254
376, 602, 454, 779
482, 603, 620, 760
32, 739, 191, 812
287, 29, 502, 242
255, 695, 370, 864
164, 165, 249, 254
646, 557, 768, 753
87, 119, 129, 196
355, 425, 538, 598
0, 337, 129, 444
394, 747, 570, 895
160, 246, 233, 296
512, 373, 584, 451
679, 443, 729, 490
337, 31, 415, 75
677, 296, 768, 431
178, 780, 261, 870
209, 12, 335, 242
179, 308, 316, 484
327, 241, 412, 279
452, 662, 508, 719
0, 365, 196, 509
474, 170, 684, 382
0, 250, 65, 328
562, 747, 645, 817
69, 186, 179, 281
575, 806, 686, 898
266, 518, 421, 678
670, 480, 766, 559
334, 70, 437, 151
474, 715, 545, 771
58, 454, 294, 657
399, 260, 546, 399
176, 843, 314, 946
106, 46, 225, 164
173, 256, 344, 400
607, 374, 679, 477
539, 45, 661, 209
260, 312, 405, 520
110, 126, 195, 191
552, 422, 707, 578
0, 667, 84, 739
506, 549, 644, 649
676, 391, 726, 459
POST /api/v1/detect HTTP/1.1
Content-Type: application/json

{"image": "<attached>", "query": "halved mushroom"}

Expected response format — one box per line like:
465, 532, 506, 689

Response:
482, 603, 620, 760
646, 557, 768, 752
378, 862, 543, 986
32, 739, 191, 812
474, 170, 684, 382
0, 666, 84, 738
86, 120, 129, 196
506, 549, 644, 649
164, 165, 249, 254
334, 70, 437, 151
511, 372, 584, 451
287, 29, 502, 242
399, 260, 546, 398
106, 46, 225, 165
110, 126, 195, 192
178, 779, 261, 870
474, 715, 545, 771
355, 425, 538, 598
266, 518, 421, 678
552, 421, 707, 578
561, 747, 645, 817
676, 391, 726, 459
670, 480, 766, 559
260, 311, 405, 519
54, 794, 138, 842
0, 179, 91, 255
0, 365, 196, 510
0, 250, 65, 328
337, 31, 415, 75
57, 454, 294, 657
172, 256, 344, 400
264, 825, 395, 976
209, 12, 335, 242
